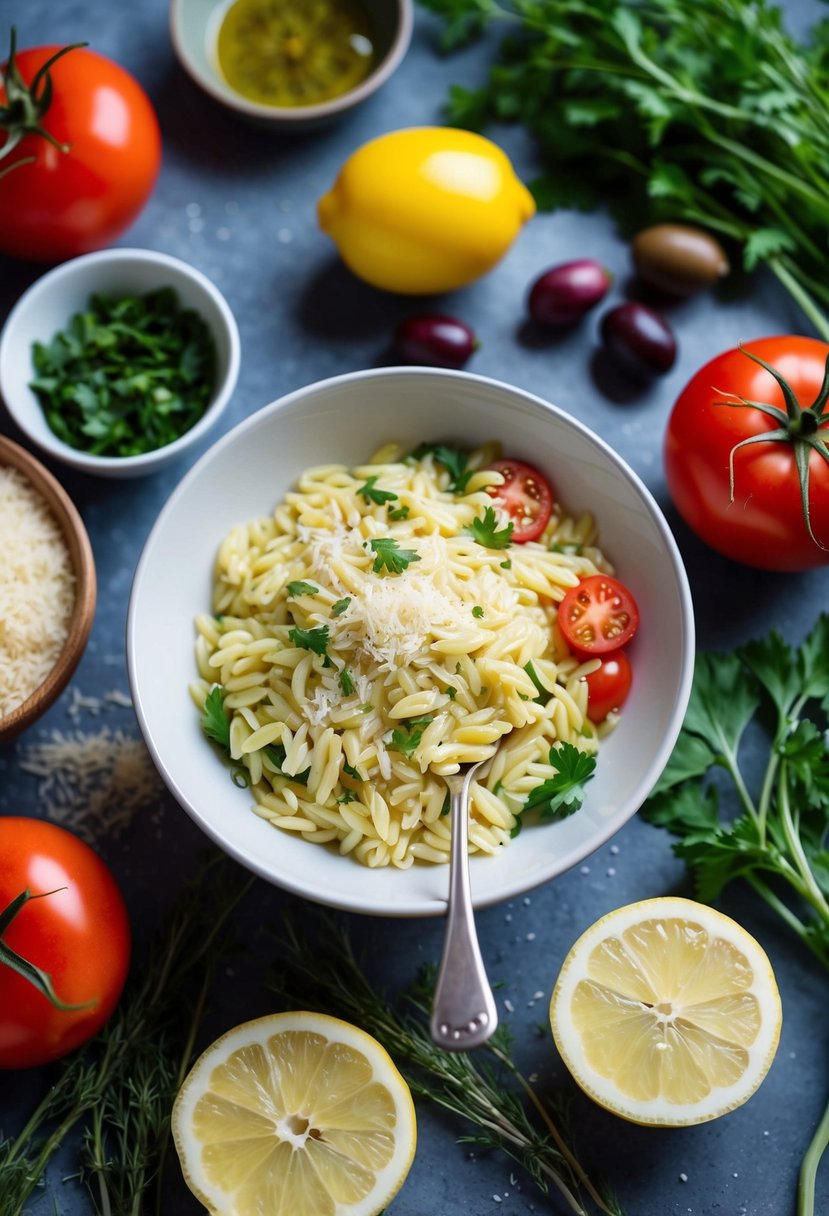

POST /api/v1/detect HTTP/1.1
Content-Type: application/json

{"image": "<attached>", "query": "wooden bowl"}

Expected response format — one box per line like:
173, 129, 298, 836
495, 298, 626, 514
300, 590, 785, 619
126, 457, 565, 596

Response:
0, 436, 96, 743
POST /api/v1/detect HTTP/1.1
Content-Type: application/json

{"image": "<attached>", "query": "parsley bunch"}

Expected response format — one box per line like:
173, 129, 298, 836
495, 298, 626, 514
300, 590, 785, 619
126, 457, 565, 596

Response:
421, 0, 829, 339
643, 614, 829, 1214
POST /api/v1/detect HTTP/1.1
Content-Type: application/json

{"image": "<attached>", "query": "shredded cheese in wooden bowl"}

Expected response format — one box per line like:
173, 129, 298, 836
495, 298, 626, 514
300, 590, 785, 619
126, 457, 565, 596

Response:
0, 436, 96, 742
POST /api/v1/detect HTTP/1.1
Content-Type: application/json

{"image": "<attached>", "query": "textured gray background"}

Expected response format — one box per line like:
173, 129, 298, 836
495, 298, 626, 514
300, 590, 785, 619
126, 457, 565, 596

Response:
1, 1, 829, 1213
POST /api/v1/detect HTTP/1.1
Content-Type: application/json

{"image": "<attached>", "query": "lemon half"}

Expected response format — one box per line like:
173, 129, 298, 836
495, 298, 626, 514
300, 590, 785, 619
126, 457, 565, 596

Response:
172, 1011, 417, 1216
549, 897, 782, 1127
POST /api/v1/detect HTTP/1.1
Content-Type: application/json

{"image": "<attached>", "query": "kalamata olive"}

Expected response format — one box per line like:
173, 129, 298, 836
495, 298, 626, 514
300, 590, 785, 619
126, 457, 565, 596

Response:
600, 301, 677, 376
528, 258, 613, 327
394, 314, 479, 369
632, 223, 730, 297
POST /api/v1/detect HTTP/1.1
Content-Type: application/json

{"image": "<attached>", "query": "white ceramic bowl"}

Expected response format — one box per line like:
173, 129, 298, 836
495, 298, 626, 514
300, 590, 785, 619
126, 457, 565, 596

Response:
0, 248, 241, 478
127, 367, 695, 916
170, 0, 414, 131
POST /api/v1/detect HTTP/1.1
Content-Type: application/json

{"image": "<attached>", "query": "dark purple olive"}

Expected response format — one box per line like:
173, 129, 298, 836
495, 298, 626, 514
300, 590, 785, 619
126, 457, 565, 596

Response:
394, 314, 479, 369
528, 259, 613, 328
599, 301, 677, 376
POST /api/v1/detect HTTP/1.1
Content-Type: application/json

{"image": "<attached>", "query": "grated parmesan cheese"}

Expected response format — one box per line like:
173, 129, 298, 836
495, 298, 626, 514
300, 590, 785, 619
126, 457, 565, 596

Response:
0, 465, 75, 718
17, 726, 165, 840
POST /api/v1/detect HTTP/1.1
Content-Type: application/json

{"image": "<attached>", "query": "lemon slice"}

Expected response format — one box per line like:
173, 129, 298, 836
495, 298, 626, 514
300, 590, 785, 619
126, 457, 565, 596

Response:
549, 897, 782, 1127
172, 1011, 417, 1216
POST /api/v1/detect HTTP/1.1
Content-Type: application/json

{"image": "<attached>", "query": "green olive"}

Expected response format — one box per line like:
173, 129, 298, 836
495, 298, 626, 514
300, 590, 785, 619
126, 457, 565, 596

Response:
632, 223, 730, 296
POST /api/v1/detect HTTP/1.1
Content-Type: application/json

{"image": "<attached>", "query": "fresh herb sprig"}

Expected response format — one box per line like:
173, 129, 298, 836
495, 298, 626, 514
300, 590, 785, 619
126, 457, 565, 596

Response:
642, 613, 829, 1214
30, 288, 217, 456
420, 0, 829, 340
369, 536, 421, 574
518, 742, 596, 833
411, 443, 475, 493
268, 911, 624, 1216
466, 505, 514, 549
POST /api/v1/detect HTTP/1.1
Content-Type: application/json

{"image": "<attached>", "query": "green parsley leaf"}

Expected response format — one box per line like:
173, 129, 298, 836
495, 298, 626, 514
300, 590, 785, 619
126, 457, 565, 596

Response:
522, 742, 596, 821
263, 744, 311, 786
343, 761, 364, 780
369, 537, 421, 574
337, 789, 359, 804
288, 625, 330, 658
358, 475, 398, 506
201, 686, 230, 752
411, 443, 474, 493
472, 605, 484, 619
500, 559, 512, 569
465, 506, 514, 550
339, 668, 355, 696
331, 597, 352, 617
286, 581, 318, 597
391, 716, 434, 758
389, 505, 410, 520
524, 661, 550, 705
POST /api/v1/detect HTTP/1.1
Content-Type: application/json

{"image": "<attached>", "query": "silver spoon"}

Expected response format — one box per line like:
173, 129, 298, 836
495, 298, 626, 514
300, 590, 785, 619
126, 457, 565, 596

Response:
430, 756, 498, 1051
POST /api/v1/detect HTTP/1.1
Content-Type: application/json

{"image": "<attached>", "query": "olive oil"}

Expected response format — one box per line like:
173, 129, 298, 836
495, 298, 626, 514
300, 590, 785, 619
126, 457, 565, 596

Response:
215, 0, 376, 108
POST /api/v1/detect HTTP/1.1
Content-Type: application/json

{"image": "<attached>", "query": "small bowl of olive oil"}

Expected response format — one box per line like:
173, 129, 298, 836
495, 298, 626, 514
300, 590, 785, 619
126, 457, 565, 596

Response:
170, 0, 413, 129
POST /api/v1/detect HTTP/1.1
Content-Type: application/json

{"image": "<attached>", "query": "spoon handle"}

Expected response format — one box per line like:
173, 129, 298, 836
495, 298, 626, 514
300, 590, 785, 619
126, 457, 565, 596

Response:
430, 764, 498, 1051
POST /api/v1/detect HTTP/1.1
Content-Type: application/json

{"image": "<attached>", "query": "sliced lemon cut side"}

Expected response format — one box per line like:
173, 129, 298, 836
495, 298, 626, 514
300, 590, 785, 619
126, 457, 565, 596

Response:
550, 897, 782, 1126
172, 1011, 417, 1216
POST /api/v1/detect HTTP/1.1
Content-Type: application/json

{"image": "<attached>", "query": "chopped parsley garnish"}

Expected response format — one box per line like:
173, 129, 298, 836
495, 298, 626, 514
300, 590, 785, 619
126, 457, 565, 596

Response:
391, 716, 434, 758
342, 761, 364, 780
288, 625, 331, 657
358, 475, 398, 506
411, 443, 474, 493
369, 537, 421, 574
286, 580, 318, 596
500, 559, 512, 570
466, 506, 514, 550
263, 744, 311, 786
339, 668, 355, 696
472, 605, 484, 619
331, 597, 351, 617
513, 742, 596, 835
445, 685, 457, 699
201, 686, 230, 751
389, 505, 410, 520
524, 660, 551, 705
337, 789, 359, 804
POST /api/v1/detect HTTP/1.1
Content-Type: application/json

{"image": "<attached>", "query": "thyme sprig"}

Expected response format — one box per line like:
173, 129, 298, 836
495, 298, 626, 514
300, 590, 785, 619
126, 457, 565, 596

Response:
268, 912, 623, 1216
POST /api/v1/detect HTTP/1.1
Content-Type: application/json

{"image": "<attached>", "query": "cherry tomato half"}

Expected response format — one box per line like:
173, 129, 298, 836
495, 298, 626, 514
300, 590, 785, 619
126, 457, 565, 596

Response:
487, 459, 554, 543
558, 574, 639, 656
584, 651, 633, 722
0, 818, 131, 1069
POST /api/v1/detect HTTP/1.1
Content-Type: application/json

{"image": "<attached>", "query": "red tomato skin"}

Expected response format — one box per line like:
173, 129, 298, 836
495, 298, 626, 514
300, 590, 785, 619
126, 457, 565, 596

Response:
558, 575, 640, 656
0, 46, 161, 262
0, 818, 131, 1069
584, 651, 632, 722
488, 458, 554, 543
665, 336, 829, 571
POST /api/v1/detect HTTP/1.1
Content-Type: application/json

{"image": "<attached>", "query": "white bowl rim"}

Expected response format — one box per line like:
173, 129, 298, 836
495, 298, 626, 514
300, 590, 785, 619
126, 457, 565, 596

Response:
169, 0, 415, 123
0, 247, 241, 475
127, 365, 696, 916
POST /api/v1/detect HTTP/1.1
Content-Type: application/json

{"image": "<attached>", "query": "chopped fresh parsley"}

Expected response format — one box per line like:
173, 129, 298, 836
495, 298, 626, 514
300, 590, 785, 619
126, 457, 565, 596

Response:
339, 667, 355, 696
472, 605, 485, 619
391, 716, 434, 758
201, 686, 230, 751
512, 742, 596, 835
331, 597, 351, 617
358, 475, 398, 506
337, 789, 359, 804
411, 443, 474, 493
263, 744, 311, 786
389, 505, 410, 520
342, 761, 364, 780
466, 506, 514, 550
288, 625, 330, 658
524, 660, 551, 705
286, 580, 318, 597
369, 537, 421, 574
445, 685, 457, 700
500, 559, 512, 570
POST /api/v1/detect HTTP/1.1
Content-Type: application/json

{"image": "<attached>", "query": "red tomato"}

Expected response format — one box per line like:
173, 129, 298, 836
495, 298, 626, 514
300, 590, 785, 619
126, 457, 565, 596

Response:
665, 336, 829, 571
558, 574, 639, 655
487, 458, 554, 542
0, 818, 131, 1069
0, 39, 161, 262
584, 651, 633, 722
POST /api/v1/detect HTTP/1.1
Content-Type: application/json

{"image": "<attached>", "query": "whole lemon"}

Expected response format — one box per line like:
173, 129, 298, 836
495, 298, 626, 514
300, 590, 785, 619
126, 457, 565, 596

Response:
317, 127, 536, 294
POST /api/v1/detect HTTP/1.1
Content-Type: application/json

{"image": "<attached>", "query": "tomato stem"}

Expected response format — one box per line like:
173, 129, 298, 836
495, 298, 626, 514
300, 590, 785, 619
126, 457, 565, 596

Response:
0, 27, 86, 167
0, 887, 97, 1011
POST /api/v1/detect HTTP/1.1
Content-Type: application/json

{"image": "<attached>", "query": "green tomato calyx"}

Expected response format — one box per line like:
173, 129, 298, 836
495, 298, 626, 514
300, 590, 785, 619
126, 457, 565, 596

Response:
0, 27, 87, 172
717, 344, 829, 552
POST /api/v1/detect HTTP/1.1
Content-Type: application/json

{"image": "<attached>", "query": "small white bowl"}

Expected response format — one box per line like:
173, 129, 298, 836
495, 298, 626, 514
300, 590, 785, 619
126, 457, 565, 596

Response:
170, 0, 414, 131
127, 367, 695, 917
0, 248, 241, 479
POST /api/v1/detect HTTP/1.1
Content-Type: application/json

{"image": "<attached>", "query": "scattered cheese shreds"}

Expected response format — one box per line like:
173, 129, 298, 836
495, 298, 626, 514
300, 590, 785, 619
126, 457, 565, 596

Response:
17, 727, 165, 840
0, 466, 75, 718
